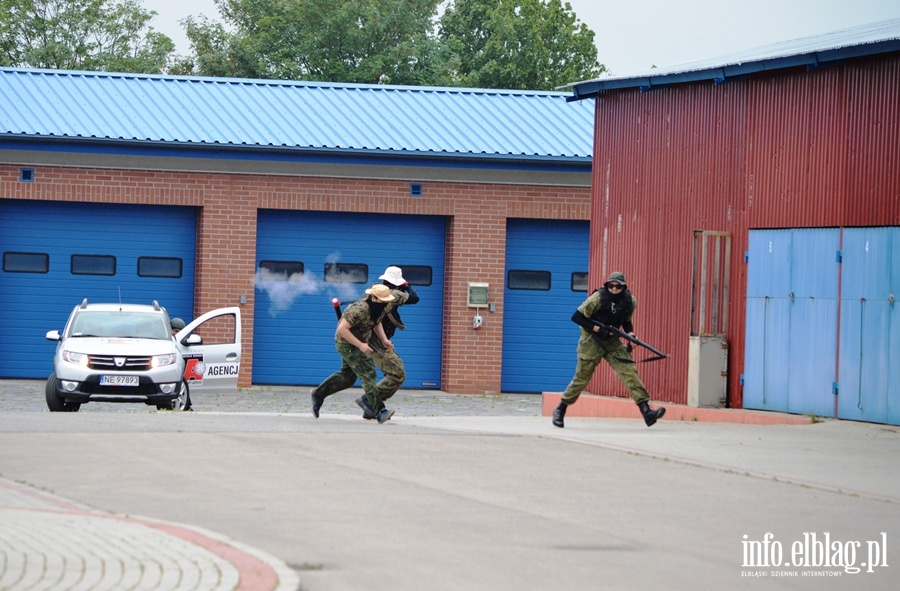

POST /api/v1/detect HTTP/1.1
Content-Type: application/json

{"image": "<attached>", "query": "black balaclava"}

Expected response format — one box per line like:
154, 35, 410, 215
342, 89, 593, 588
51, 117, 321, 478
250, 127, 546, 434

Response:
604, 271, 628, 303
606, 284, 626, 303
367, 299, 388, 319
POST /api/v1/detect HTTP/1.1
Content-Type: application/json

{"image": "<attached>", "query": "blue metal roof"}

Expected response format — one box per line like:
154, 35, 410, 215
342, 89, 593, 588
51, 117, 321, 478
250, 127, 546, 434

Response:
0, 68, 594, 163
570, 17, 900, 99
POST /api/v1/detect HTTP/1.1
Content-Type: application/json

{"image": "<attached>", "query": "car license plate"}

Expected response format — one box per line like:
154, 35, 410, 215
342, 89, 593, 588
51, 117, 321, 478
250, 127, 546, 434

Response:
100, 375, 139, 386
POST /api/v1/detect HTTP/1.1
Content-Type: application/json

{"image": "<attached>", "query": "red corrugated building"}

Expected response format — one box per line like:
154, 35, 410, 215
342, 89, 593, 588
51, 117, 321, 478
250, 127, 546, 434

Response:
569, 18, 900, 423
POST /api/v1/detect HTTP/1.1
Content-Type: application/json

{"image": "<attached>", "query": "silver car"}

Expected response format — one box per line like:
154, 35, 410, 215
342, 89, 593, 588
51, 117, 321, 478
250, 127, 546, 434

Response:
45, 299, 241, 412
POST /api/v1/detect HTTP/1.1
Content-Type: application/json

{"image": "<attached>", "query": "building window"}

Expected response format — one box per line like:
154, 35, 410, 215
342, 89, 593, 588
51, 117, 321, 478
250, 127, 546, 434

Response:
3, 251, 49, 273
138, 257, 183, 278
325, 262, 368, 284
258, 260, 304, 280
508, 270, 551, 291
393, 265, 433, 286
571, 272, 588, 292
71, 254, 116, 276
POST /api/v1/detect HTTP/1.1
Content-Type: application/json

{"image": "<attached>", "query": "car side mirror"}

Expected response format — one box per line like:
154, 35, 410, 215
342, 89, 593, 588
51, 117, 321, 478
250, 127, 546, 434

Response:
184, 333, 203, 346
46, 330, 61, 342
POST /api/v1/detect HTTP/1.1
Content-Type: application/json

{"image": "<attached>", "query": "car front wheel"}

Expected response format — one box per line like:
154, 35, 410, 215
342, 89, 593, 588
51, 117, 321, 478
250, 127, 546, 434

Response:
45, 372, 81, 412
160, 380, 191, 411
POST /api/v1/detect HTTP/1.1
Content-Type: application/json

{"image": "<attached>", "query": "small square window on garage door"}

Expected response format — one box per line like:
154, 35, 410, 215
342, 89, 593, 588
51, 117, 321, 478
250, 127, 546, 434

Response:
258, 260, 304, 280
138, 257, 183, 278
325, 262, 368, 284
571, 272, 588, 292
508, 270, 551, 290
3, 251, 49, 273
393, 264, 433, 286
71, 254, 116, 276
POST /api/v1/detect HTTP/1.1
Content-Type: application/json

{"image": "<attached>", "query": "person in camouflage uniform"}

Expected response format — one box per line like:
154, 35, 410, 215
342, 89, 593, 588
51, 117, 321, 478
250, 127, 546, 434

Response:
311, 283, 397, 424
552, 272, 666, 429
367, 266, 419, 408
309, 267, 420, 420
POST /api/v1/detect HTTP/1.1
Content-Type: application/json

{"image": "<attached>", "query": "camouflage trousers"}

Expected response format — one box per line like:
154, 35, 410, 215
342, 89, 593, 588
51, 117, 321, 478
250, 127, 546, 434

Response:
314, 339, 406, 410
315, 340, 385, 413
561, 334, 650, 406
370, 341, 406, 400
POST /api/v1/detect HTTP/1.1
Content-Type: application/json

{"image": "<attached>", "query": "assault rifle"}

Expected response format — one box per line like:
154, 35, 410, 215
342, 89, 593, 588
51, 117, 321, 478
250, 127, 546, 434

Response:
588, 320, 669, 363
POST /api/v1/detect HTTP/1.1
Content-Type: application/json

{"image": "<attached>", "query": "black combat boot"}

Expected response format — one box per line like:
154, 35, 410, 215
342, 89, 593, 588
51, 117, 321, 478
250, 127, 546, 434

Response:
311, 389, 323, 418
356, 395, 376, 420
638, 401, 666, 427
552, 402, 567, 428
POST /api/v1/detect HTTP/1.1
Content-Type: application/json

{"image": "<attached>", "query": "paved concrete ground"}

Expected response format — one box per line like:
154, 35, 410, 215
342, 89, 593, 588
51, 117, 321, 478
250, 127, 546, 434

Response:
0, 380, 898, 591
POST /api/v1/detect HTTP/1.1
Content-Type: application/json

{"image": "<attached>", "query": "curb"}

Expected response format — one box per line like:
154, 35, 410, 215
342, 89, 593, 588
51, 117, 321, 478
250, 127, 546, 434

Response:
542, 392, 813, 425
0, 478, 300, 591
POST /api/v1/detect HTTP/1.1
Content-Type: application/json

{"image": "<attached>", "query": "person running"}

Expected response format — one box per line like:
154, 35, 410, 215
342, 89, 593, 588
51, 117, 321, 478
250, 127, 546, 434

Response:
364, 266, 419, 416
311, 284, 397, 424
552, 272, 666, 429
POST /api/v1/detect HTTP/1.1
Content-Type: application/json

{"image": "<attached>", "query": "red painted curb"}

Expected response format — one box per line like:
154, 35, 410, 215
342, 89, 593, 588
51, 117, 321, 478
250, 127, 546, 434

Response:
542, 392, 812, 425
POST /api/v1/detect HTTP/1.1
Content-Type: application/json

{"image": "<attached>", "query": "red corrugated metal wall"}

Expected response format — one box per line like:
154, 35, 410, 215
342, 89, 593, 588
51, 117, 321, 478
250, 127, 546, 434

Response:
588, 54, 900, 407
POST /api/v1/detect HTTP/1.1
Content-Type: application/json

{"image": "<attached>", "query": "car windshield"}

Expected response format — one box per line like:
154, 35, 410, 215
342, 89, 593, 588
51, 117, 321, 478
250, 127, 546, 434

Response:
69, 311, 170, 340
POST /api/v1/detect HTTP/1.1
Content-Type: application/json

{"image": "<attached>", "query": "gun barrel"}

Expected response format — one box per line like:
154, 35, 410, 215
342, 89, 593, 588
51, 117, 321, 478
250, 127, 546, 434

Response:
590, 320, 668, 360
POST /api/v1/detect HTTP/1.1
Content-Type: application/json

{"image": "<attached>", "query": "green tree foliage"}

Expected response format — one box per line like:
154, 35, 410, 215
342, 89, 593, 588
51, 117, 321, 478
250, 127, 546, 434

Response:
0, 0, 604, 88
180, 0, 452, 85
180, 0, 601, 89
0, 0, 174, 73
439, 0, 604, 90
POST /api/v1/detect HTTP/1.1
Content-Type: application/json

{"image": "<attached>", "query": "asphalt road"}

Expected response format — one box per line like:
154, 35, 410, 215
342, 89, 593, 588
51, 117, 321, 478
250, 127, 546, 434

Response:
0, 380, 897, 591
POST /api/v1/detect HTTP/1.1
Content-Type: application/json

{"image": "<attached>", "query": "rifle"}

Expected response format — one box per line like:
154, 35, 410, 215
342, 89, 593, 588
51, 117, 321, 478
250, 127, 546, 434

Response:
588, 320, 669, 363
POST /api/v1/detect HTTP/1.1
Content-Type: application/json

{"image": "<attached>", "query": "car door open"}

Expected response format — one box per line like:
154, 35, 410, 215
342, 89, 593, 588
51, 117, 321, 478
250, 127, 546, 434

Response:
176, 307, 242, 395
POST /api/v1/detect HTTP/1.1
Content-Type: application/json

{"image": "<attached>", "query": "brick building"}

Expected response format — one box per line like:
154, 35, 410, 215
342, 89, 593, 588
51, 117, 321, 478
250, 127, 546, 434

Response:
1, 69, 593, 395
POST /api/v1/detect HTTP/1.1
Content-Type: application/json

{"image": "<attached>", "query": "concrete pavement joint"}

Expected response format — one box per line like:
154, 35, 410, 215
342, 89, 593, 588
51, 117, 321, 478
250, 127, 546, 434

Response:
392, 416, 900, 505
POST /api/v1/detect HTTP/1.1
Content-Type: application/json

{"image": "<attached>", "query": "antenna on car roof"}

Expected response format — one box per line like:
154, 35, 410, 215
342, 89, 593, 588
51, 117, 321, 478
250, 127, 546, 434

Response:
118, 287, 123, 310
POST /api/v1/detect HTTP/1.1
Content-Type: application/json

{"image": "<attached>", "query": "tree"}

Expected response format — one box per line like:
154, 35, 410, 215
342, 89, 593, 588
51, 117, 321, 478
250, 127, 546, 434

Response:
0, 0, 175, 73
439, 0, 604, 90
180, 0, 453, 85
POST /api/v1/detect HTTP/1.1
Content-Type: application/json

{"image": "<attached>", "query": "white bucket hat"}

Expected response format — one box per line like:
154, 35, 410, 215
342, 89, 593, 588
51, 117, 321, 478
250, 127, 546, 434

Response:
378, 266, 406, 286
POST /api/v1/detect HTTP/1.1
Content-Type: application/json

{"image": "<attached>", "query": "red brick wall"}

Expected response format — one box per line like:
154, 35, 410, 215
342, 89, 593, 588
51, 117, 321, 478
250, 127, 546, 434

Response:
2, 164, 589, 393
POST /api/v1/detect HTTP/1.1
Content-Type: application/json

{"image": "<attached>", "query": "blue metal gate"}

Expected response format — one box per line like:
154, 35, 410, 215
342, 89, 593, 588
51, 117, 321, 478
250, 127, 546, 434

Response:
253, 210, 445, 388
744, 228, 839, 417
0, 200, 197, 379
501, 218, 589, 393
744, 227, 899, 425
837, 228, 900, 424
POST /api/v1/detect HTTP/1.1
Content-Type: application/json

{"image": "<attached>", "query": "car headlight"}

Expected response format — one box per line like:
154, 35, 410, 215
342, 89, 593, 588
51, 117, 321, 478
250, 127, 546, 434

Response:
62, 350, 88, 366
150, 353, 178, 368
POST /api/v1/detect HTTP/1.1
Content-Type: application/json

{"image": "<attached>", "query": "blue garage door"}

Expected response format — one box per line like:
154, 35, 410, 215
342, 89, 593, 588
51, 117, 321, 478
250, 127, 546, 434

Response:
0, 200, 197, 379
501, 218, 589, 393
253, 210, 445, 388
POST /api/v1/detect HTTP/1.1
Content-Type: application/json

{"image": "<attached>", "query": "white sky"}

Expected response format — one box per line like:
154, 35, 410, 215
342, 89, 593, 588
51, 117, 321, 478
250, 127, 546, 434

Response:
143, 0, 900, 77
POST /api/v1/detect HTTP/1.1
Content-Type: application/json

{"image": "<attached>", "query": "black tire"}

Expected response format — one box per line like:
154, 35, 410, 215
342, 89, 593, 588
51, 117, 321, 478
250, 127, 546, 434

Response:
45, 372, 80, 412
161, 380, 191, 411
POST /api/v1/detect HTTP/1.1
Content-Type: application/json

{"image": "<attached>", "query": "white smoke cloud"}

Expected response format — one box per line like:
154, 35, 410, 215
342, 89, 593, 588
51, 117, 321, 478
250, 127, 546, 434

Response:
255, 268, 322, 316
254, 252, 367, 316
